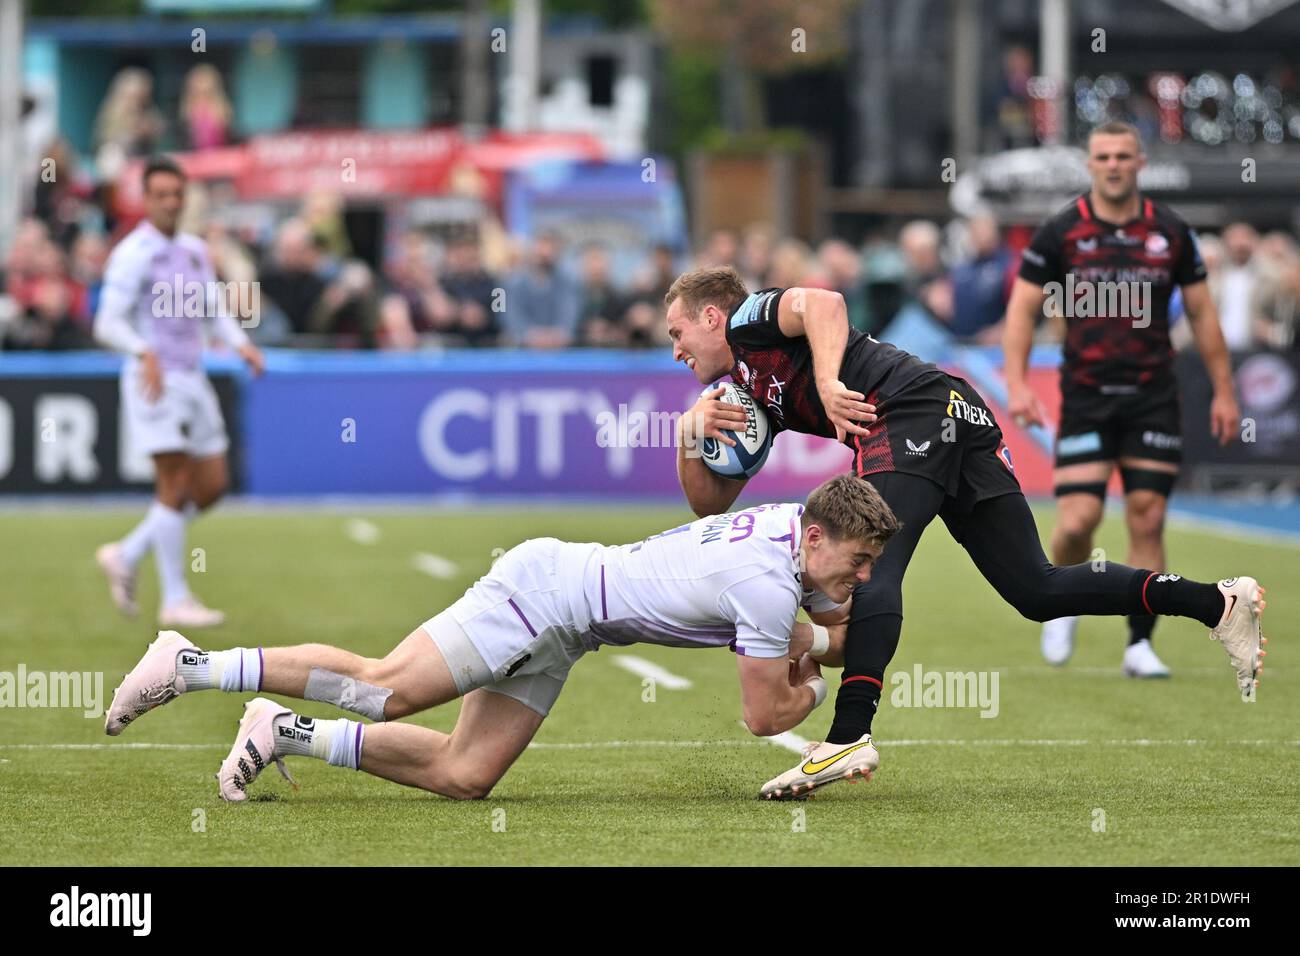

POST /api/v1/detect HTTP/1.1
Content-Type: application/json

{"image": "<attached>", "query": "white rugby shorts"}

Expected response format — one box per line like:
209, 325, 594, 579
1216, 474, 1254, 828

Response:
121, 365, 228, 459
422, 538, 587, 717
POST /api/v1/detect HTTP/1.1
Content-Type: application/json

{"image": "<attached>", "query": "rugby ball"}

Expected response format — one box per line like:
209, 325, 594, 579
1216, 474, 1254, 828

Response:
699, 382, 773, 478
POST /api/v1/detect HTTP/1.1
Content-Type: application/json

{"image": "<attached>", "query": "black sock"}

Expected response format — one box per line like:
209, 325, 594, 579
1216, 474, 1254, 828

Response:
1127, 614, 1156, 647
1139, 573, 1224, 628
827, 679, 881, 743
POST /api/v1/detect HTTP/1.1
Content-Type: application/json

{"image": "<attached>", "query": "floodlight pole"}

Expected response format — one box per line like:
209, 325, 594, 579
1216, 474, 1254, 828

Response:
0, 0, 25, 260
950, 0, 981, 165
506, 0, 540, 132
1039, 0, 1071, 145
461, 0, 490, 134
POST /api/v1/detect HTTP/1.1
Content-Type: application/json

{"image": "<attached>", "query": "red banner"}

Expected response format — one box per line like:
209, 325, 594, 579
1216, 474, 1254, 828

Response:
236, 128, 465, 199
112, 128, 607, 212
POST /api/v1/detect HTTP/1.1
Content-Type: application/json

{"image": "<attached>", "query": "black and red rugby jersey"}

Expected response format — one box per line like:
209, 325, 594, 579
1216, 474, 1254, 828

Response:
1018, 193, 1206, 392
724, 288, 938, 444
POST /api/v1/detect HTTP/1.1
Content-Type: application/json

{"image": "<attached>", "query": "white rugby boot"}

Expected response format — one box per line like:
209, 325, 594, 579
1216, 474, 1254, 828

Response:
1041, 616, 1079, 666
759, 734, 879, 800
96, 542, 139, 618
217, 698, 299, 802
1122, 638, 1171, 678
159, 597, 225, 629
105, 630, 197, 736
1209, 577, 1267, 702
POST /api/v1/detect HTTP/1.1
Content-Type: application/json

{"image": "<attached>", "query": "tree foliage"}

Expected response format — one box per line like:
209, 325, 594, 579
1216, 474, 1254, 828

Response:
651, 0, 853, 75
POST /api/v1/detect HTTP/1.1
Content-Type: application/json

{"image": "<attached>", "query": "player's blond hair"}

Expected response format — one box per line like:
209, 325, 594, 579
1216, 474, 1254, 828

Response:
802, 475, 901, 549
664, 266, 749, 320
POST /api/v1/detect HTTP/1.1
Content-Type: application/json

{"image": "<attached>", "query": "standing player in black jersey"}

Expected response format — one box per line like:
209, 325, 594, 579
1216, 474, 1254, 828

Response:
1005, 121, 1240, 678
664, 266, 1265, 799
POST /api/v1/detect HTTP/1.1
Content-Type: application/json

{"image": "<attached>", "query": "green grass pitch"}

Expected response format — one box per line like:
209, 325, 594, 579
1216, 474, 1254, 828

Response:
1, 503, 1295, 866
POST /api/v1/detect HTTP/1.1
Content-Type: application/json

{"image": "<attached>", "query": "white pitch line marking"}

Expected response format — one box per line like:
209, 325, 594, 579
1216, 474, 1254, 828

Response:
528, 740, 764, 750
859, 738, 1300, 747
1167, 511, 1300, 549
0, 740, 773, 753
918, 666, 1275, 677
344, 518, 380, 545
2, 739, 1295, 753
610, 654, 692, 690
411, 552, 459, 579
0, 743, 227, 750
763, 729, 812, 755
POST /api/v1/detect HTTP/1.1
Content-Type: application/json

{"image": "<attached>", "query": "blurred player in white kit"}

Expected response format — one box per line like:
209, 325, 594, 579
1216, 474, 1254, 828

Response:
94, 157, 265, 628
103, 475, 899, 801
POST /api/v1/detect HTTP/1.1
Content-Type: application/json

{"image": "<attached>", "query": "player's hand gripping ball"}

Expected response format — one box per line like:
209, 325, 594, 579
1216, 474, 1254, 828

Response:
699, 382, 773, 478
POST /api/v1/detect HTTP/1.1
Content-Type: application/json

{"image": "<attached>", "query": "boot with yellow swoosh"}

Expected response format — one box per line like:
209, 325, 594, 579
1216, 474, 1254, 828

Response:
759, 734, 878, 800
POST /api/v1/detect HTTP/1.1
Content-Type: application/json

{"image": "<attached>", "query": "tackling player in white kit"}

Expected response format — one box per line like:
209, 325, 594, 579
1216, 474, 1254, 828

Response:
103, 475, 900, 801
93, 157, 264, 628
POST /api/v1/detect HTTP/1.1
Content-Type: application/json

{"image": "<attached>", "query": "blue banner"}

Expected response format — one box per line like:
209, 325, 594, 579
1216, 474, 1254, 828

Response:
239, 351, 851, 497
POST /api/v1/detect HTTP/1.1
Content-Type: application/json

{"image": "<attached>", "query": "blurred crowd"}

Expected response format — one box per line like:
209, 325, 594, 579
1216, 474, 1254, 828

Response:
694, 217, 1300, 354
6, 199, 1300, 355
0, 190, 684, 352
1194, 225, 1300, 351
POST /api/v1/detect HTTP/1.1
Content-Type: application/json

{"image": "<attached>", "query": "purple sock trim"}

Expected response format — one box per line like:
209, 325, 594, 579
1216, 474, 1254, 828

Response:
257, 647, 264, 691
354, 723, 364, 771
239, 651, 244, 693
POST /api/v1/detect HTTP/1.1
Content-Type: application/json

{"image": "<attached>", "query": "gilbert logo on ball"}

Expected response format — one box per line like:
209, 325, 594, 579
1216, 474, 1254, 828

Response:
700, 382, 773, 479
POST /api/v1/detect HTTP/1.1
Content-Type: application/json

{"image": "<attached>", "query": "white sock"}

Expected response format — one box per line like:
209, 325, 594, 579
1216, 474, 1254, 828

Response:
272, 713, 364, 769
152, 504, 192, 608
175, 647, 262, 692
120, 502, 165, 569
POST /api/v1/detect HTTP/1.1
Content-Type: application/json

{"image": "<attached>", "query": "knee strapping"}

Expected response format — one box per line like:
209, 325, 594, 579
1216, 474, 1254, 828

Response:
304, 668, 393, 721
1054, 481, 1107, 500
1120, 467, 1176, 497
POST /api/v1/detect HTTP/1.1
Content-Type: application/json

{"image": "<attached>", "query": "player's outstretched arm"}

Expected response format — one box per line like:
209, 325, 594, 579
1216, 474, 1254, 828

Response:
736, 653, 825, 737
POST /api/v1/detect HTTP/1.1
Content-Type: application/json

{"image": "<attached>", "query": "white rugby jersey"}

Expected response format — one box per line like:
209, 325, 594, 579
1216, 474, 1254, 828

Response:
94, 220, 250, 371
557, 503, 842, 659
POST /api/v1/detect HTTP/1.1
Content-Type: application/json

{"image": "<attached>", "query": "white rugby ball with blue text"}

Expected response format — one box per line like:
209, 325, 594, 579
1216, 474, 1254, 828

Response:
699, 382, 773, 479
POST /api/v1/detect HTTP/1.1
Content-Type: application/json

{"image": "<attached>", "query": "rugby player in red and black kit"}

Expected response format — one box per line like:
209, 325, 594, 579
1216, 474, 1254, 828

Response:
1005, 120, 1240, 678
665, 263, 1266, 800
